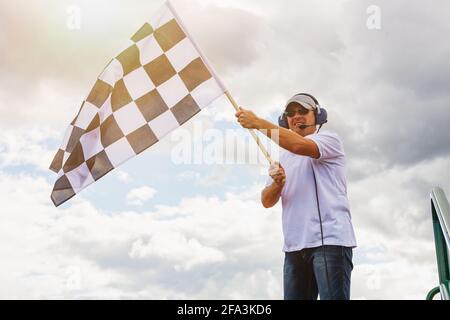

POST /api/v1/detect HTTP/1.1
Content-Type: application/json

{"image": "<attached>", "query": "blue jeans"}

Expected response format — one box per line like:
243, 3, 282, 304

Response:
283, 245, 353, 300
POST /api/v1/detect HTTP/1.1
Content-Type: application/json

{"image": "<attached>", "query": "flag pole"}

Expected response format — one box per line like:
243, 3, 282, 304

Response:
224, 91, 274, 165
166, 1, 273, 165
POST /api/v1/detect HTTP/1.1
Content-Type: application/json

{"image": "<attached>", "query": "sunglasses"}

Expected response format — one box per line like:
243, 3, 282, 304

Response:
284, 105, 311, 117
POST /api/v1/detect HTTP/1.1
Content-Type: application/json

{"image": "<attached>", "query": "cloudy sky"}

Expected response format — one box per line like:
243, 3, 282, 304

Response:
1, 0, 449, 299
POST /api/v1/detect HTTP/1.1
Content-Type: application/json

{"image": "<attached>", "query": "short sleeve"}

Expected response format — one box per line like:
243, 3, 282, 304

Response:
306, 131, 344, 161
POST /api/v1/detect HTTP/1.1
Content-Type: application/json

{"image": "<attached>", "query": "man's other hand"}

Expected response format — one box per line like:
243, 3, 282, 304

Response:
269, 161, 286, 186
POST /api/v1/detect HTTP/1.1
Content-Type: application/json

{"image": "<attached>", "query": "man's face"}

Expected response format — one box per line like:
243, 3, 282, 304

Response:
285, 103, 316, 136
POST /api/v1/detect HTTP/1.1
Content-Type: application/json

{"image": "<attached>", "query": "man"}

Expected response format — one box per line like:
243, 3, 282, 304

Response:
235, 93, 357, 300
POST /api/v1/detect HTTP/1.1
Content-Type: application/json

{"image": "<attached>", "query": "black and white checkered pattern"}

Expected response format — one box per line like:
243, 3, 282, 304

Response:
50, 3, 225, 206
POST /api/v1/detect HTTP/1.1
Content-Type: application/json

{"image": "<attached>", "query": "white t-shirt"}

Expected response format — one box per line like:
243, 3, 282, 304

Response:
266, 130, 357, 252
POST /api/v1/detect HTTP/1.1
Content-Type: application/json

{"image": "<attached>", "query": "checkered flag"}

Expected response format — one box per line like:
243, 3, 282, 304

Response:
49, 1, 226, 207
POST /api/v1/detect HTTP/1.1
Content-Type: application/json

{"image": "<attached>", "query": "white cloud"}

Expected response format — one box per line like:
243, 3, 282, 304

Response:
126, 186, 157, 206
129, 232, 226, 271
116, 170, 131, 183
0, 128, 59, 171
